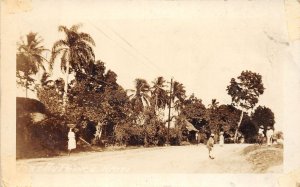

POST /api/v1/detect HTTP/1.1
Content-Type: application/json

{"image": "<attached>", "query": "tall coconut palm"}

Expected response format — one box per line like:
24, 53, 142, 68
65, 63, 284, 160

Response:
50, 24, 95, 112
128, 78, 151, 114
151, 76, 168, 112
17, 32, 48, 97
172, 81, 186, 111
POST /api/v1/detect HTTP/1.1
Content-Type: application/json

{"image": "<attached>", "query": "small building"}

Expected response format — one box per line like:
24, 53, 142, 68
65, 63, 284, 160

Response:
184, 120, 199, 143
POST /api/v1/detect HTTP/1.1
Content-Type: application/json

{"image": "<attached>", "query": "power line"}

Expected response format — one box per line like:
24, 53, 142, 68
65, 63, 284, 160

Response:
100, 21, 163, 72
87, 20, 162, 75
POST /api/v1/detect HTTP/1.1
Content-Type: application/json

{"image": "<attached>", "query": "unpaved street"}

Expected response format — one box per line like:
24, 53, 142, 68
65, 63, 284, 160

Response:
17, 144, 256, 174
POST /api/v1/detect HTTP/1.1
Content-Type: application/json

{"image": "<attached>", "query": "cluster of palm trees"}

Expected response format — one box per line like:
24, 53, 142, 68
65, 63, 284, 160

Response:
17, 24, 97, 109
17, 24, 189, 140
17, 24, 186, 114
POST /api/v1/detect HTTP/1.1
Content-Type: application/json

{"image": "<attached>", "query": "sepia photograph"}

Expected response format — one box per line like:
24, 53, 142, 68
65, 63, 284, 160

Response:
1, 0, 300, 186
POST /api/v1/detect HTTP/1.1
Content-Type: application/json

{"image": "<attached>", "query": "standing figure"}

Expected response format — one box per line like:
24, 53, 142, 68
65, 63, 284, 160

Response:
258, 127, 264, 145
206, 133, 215, 159
266, 127, 273, 146
195, 132, 199, 145
68, 128, 76, 156
219, 131, 224, 147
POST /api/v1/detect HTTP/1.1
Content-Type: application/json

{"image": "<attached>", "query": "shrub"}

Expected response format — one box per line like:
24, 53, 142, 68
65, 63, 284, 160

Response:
33, 116, 69, 150
16, 113, 69, 159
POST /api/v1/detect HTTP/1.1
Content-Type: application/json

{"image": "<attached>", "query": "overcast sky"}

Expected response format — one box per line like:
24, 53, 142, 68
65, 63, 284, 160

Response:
13, 0, 296, 130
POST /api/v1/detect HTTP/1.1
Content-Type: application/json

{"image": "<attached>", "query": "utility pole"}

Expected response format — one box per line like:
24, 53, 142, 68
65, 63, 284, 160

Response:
166, 77, 173, 145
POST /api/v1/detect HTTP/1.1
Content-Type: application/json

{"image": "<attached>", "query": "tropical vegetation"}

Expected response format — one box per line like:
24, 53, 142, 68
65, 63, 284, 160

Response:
16, 24, 279, 158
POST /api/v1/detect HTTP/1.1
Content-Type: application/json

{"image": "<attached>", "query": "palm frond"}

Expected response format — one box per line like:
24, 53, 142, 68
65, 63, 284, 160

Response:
52, 40, 68, 51
58, 25, 69, 33
78, 32, 96, 46
70, 24, 83, 32
60, 50, 69, 73
49, 48, 65, 70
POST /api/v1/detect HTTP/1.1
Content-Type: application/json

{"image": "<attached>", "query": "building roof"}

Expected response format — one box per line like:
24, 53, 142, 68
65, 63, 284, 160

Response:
185, 120, 199, 132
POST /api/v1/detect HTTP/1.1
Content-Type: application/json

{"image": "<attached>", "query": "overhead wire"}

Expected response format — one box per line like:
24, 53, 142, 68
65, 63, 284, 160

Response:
87, 20, 163, 76
99, 21, 164, 73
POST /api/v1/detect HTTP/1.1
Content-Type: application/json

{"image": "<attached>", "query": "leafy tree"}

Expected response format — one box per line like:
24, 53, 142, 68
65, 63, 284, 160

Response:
206, 104, 241, 142
226, 70, 265, 142
170, 114, 187, 145
38, 59, 131, 144
67, 61, 131, 138
181, 94, 206, 130
206, 99, 220, 131
17, 32, 48, 97
115, 123, 144, 146
252, 106, 275, 136
37, 73, 64, 115
239, 115, 259, 143
142, 107, 166, 146
50, 24, 95, 111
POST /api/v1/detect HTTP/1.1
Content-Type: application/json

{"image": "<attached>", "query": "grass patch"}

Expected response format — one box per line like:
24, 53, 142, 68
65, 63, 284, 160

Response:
243, 144, 283, 172
242, 144, 261, 155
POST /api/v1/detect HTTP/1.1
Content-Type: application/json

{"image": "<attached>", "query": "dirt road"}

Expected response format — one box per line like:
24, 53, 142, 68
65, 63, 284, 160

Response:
17, 144, 257, 174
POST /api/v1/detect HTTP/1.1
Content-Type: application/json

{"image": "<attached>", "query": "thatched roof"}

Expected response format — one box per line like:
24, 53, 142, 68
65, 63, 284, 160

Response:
17, 97, 47, 124
17, 97, 46, 114
185, 120, 199, 132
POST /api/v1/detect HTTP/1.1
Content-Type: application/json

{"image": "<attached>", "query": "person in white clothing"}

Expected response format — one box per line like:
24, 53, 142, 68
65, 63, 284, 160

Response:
207, 133, 215, 159
266, 127, 273, 146
219, 131, 224, 147
195, 132, 199, 145
258, 126, 264, 145
68, 128, 76, 156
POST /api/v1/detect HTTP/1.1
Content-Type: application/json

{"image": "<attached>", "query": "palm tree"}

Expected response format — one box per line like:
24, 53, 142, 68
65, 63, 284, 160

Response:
172, 81, 186, 111
50, 24, 95, 111
128, 78, 151, 114
17, 32, 48, 97
208, 99, 219, 110
151, 76, 168, 112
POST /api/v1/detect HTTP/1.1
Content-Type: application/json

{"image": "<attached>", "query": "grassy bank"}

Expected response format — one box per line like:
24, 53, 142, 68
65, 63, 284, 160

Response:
243, 144, 283, 172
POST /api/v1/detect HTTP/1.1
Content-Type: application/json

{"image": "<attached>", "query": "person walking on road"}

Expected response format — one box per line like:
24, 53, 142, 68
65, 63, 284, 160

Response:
68, 128, 76, 156
207, 133, 215, 159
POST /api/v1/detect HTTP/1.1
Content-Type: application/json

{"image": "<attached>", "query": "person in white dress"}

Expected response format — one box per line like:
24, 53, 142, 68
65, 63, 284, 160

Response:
68, 128, 76, 155
219, 131, 224, 147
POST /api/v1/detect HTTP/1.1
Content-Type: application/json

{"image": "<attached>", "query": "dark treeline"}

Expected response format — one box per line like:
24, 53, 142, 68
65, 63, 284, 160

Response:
16, 24, 278, 157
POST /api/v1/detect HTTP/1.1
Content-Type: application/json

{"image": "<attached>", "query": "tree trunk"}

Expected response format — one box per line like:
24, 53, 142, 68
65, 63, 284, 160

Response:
155, 94, 158, 114
166, 78, 173, 144
144, 124, 148, 147
25, 79, 28, 98
234, 110, 244, 143
62, 60, 70, 113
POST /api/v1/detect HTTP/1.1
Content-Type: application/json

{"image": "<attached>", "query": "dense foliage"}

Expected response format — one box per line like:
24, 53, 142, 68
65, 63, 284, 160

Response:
16, 25, 278, 159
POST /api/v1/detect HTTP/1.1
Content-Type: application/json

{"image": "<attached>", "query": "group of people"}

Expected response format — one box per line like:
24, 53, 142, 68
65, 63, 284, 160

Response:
259, 127, 275, 146
204, 127, 275, 160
